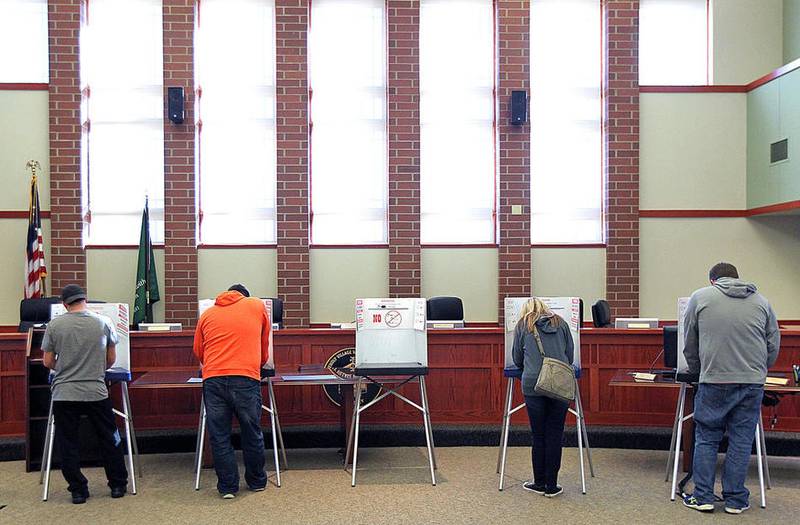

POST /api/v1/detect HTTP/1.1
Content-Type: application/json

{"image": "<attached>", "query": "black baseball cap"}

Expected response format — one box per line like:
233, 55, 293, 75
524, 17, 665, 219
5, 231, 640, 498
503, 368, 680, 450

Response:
227, 283, 250, 297
61, 284, 87, 305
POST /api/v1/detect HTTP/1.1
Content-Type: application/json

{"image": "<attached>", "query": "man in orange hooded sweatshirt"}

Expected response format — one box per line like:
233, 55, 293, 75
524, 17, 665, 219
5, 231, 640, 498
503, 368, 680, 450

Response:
193, 284, 271, 498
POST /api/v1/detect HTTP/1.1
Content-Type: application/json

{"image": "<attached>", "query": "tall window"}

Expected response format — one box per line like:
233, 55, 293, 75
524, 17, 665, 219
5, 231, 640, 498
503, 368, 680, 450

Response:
308, 0, 387, 245
195, 0, 276, 244
639, 0, 709, 85
80, 0, 164, 244
420, 0, 495, 244
0, 0, 49, 82
530, 0, 602, 244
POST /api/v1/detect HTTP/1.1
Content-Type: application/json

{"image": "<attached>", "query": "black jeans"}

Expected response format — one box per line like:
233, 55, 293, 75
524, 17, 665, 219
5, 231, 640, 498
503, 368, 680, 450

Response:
52, 398, 128, 493
524, 395, 569, 490
203, 376, 267, 494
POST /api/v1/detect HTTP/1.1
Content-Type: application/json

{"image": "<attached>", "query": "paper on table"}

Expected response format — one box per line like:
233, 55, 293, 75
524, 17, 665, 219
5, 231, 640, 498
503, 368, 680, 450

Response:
765, 376, 789, 386
186, 377, 203, 383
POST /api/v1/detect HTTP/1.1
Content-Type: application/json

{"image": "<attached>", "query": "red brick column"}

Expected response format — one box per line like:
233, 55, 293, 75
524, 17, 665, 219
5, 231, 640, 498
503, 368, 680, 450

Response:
162, 0, 197, 327
48, 0, 85, 293
388, 0, 421, 298
275, 0, 310, 327
605, 1, 639, 318
497, 1, 531, 324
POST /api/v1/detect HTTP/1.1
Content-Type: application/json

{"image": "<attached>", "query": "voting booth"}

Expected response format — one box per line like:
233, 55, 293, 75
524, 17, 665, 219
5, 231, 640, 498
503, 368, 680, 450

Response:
496, 297, 594, 493
345, 298, 436, 486
194, 297, 286, 489
42, 303, 140, 500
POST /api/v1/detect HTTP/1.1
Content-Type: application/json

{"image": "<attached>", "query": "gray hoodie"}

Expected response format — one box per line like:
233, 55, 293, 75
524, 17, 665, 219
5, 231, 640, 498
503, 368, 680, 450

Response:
512, 316, 574, 397
683, 277, 780, 384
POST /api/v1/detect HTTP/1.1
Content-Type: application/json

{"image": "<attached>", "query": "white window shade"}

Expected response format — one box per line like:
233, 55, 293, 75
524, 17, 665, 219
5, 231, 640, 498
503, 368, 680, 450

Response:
639, 0, 708, 85
420, 0, 495, 244
196, 0, 277, 245
530, 0, 602, 244
309, 0, 387, 245
81, 0, 164, 244
0, 0, 49, 82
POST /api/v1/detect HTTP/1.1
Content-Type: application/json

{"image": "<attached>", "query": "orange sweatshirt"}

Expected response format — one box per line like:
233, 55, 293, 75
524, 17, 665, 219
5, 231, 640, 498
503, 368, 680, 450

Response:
193, 291, 271, 381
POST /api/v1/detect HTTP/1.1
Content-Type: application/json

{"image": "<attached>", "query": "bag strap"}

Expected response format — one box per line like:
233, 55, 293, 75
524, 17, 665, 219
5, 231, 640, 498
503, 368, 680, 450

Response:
532, 325, 546, 358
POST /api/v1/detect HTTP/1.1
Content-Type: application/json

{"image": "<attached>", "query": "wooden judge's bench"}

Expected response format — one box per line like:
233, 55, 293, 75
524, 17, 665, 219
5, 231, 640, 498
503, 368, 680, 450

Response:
1, 327, 799, 438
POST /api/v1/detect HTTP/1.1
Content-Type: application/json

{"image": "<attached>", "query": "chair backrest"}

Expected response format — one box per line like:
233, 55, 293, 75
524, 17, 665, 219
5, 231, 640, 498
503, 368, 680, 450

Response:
262, 297, 284, 328
663, 325, 678, 369
591, 299, 612, 328
19, 297, 61, 332
427, 296, 464, 321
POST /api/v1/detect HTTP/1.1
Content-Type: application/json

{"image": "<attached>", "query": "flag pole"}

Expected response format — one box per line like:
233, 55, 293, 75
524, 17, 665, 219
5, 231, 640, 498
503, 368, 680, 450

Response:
26, 160, 47, 297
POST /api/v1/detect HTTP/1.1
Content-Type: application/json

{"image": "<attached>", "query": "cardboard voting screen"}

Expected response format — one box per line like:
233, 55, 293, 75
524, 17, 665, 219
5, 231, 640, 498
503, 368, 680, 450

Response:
677, 297, 690, 373
50, 303, 131, 372
504, 297, 582, 370
355, 298, 427, 368
198, 298, 275, 370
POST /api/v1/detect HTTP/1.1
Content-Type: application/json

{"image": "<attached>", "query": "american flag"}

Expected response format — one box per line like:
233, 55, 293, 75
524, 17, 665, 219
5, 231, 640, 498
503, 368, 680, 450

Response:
25, 175, 47, 299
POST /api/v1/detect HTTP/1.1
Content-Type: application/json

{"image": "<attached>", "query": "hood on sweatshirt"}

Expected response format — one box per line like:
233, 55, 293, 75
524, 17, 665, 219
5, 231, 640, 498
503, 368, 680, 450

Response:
535, 314, 560, 333
215, 290, 248, 307
712, 277, 757, 298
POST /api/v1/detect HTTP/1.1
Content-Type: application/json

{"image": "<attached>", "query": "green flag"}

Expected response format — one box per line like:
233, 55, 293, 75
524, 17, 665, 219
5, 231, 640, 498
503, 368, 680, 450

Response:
133, 198, 160, 327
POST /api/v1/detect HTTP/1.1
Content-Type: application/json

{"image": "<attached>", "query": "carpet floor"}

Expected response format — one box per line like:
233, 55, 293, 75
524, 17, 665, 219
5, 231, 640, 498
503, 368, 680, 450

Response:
0, 447, 798, 524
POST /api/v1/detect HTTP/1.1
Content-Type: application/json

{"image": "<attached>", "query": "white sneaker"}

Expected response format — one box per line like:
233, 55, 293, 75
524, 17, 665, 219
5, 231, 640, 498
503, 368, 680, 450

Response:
724, 504, 750, 515
222, 493, 236, 500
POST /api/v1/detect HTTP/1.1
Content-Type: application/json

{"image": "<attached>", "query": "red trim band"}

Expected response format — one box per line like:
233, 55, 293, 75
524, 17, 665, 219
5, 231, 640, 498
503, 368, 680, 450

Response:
198, 244, 278, 249
85, 244, 165, 249
421, 244, 498, 249
0, 211, 51, 219
0, 83, 49, 91
310, 244, 389, 249
746, 57, 800, 91
640, 85, 747, 93
531, 243, 607, 248
640, 201, 800, 218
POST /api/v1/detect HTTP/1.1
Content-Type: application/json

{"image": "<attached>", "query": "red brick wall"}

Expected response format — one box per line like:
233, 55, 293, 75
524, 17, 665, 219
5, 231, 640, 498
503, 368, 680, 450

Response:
276, 0, 310, 327
605, 1, 640, 318
497, 0, 531, 323
47, 0, 84, 293
388, 0, 421, 298
162, 0, 198, 327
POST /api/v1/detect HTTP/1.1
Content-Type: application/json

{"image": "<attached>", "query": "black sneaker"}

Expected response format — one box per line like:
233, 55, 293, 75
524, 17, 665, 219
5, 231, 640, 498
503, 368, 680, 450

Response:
544, 486, 563, 498
71, 489, 89, 504
683, 494, 714, 512
110, 486, 127, 499
522, 481, 546, 495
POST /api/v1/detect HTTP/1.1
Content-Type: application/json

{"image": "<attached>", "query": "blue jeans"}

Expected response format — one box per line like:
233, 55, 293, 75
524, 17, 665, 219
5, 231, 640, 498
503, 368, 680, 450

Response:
203, 376, 267, 494
692, 383, 764, 509
524, 395, 569, 490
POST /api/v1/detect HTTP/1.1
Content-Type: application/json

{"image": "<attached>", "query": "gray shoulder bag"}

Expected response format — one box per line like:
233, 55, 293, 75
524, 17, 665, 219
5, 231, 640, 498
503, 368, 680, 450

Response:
532, 325, 576, 403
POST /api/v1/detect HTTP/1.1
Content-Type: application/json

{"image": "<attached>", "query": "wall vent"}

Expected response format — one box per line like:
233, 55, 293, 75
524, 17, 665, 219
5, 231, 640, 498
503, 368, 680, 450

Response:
770, 138, 788, 164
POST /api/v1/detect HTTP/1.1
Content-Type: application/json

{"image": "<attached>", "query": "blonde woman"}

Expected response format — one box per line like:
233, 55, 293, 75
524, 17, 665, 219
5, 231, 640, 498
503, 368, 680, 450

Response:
511, 298, 574, 497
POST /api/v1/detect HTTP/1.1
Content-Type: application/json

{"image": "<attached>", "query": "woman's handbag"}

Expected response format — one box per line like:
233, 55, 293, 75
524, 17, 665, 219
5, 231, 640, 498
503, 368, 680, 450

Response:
532, 326, 576, 403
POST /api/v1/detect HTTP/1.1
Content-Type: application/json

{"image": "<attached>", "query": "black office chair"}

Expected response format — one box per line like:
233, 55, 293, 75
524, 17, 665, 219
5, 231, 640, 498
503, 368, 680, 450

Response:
663, 325, 678, 369
591, 299, 612, 328
19, 297, 61, 332
262, 297, 284, 328
427, 296, 464, 321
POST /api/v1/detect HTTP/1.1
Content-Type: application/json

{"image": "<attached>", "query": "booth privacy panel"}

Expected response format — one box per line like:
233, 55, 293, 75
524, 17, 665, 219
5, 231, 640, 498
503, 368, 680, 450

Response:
51, 303, 131, 372
355, 298, 427, 367
504, 297, 582, 370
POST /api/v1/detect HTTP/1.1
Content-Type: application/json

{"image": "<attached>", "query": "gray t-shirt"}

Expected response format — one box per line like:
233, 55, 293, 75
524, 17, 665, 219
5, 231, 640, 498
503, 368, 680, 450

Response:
41, 310, 119, 401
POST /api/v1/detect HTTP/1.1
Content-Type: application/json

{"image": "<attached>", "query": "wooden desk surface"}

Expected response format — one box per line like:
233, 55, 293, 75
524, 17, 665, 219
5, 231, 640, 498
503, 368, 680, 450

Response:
610, 369, 800, 393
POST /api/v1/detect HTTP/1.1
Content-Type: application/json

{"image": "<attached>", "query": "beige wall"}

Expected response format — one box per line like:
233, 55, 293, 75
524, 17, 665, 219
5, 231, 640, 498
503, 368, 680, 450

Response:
310, 249, 388, 323
198, 249, 277, 301
713, 0, 784, 84
640, 217, 800, 319
640, 93, 747, 209
0, 91, 50, 210
421, 248, 498, 323
532, 248, 606, 321
86, 248, 166, 323
785, 0, 800, 63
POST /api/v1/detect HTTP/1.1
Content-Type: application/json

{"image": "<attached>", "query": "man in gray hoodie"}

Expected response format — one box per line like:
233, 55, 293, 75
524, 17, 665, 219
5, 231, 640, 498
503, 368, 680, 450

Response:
682, 262, 780, 515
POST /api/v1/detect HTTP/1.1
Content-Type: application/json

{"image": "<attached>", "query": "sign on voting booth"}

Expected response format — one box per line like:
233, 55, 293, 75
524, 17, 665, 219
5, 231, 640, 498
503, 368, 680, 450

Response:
677, 297, 690, 373
50, 303, 131, 373
504, 297, 582, 370
355, 298, 427, 368
198, 298, 275, 370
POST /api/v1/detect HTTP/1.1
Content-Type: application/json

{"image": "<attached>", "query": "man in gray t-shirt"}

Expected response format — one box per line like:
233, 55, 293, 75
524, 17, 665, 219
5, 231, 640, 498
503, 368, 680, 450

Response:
41, 284, 128, 503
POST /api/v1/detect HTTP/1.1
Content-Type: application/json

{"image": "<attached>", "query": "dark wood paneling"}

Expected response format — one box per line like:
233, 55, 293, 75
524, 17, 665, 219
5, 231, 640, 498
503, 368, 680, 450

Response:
3, 329, 800, 437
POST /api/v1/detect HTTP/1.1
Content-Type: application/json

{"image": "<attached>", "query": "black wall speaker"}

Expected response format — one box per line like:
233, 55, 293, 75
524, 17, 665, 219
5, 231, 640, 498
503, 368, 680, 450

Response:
510, 90, 527, 125
167, 87, 184, 124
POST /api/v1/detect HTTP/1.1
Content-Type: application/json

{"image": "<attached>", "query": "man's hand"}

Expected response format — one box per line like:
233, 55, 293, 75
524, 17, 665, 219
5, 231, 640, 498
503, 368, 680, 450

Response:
107, 343, 117, 369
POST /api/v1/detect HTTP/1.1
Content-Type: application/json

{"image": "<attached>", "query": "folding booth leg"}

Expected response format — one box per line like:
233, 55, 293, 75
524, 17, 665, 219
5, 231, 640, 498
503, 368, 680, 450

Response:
669, 383, 687, 501
120, 384, 137, 495
268, 378, 288, 469
498, 378, 515, 490
577, 407, 586, 495
121, 382, 142, 478
42, 403, 56, 501
758, 416, 771, 489
40, 398, 54, 485
344, 385, 358, 468
266, 378, 281, 487
419, 376, 436, 486
194, 396, 206, 491
755, 420, 767, 509
665, 390, 683, 482
575, 387, 595, 478
350, 378, 363, 487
